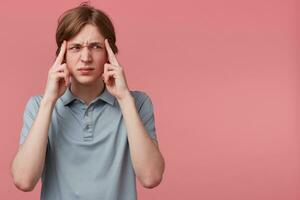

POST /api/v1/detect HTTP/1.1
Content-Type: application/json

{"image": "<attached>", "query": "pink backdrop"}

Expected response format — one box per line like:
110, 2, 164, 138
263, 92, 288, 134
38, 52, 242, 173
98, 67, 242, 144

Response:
0, 0, 299, 199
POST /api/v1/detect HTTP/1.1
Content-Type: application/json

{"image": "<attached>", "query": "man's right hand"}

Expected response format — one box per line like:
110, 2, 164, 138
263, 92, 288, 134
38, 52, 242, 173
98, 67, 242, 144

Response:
43, 40, 70, 102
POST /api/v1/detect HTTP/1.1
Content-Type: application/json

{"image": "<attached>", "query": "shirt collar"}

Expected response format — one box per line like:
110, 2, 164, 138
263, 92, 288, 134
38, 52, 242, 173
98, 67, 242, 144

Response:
60, 85, 115, 106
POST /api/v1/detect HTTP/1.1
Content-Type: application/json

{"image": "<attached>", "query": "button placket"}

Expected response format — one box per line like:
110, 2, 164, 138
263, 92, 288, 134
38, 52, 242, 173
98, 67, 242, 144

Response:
83, 106, 94, 139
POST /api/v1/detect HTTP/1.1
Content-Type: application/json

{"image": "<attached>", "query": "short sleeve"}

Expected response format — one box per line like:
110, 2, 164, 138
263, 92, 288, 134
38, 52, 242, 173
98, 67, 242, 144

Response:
135, 92, 157, 140
19, 95, 42, 144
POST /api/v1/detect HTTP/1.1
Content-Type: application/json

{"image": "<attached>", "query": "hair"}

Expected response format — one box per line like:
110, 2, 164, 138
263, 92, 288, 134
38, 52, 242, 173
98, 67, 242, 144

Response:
55, 2, 118, 56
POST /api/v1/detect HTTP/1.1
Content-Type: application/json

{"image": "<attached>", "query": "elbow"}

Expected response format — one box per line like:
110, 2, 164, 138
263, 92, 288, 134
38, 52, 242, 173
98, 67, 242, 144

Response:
140, 156, 165, 189
10, 152, 38, 192
11, 167, 36, 192
140, 173, 163, 189
13, 176, 35, 192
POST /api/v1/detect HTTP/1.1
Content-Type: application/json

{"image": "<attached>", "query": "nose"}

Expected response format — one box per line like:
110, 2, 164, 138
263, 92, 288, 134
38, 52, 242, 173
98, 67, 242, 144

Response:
80, 46, 92, 63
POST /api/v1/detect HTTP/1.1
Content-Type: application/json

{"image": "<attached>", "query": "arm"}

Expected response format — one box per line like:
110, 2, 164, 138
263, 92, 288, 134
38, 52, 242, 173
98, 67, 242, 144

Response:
11, 40, 70, 192
103, 38, 165, 188
11, 98, 55, 192
118, 93, 165, 188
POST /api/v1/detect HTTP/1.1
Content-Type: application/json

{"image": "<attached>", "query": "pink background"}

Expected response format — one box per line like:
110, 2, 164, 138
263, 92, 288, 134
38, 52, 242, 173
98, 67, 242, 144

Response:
0, 0, 299, 199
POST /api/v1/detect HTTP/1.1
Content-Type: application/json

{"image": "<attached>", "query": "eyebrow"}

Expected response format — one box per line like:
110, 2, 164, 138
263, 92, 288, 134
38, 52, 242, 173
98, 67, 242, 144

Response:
68, 42, 103, 46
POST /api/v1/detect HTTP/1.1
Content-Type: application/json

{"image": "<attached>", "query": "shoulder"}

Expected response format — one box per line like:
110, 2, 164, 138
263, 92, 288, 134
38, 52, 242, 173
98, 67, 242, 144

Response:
24, 94, 43, 110
130, 90, 150, 103
130, 90, 154, 112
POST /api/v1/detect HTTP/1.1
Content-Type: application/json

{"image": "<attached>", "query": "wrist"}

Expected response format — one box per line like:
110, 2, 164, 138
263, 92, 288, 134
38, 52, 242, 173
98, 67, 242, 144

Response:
41, 96, 57, 107
117, 90, 134, 106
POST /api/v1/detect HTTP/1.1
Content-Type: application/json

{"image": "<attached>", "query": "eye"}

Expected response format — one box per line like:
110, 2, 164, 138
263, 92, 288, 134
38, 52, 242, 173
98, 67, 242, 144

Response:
91, 44, 102, 49
69, 45, 81, 50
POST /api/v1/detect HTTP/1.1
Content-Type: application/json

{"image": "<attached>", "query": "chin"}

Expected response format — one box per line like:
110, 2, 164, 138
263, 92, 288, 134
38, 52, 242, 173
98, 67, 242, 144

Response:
73, 76, 102, 85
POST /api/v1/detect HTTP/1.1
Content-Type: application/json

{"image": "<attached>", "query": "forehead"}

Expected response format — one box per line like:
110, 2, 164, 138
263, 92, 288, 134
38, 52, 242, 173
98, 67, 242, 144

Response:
68, 24, 104, 43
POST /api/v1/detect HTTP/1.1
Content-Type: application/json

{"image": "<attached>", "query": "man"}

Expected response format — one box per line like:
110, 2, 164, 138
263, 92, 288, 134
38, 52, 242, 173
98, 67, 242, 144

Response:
11, 3, 165, 200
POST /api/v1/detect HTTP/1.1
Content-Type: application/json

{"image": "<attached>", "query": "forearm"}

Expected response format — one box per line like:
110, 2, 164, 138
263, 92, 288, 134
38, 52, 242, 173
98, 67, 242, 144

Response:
12, 98, 55, 191
118, 92, 165, 188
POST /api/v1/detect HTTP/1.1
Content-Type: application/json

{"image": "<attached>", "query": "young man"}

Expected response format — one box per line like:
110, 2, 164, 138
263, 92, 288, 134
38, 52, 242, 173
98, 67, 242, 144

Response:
11, 3, 165, 200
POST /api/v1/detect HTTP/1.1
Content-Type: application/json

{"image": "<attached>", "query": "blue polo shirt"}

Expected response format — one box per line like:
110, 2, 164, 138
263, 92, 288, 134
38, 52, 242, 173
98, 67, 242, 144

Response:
19, 86, 157, 200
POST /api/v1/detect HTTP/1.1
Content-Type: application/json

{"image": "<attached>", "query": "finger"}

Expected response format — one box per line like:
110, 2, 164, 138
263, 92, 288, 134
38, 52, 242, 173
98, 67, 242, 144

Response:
102, 64, 108, 82
102, 68, 110, 83
54, 64, 67, 72
106, 72, 116, 85
55, 71, 69, 86
104, 63, 108, 74
55, 71, 67, 81
102, 72, 108, 83
104, 39, 119, 66
53, 64, 69, 86
62, 64, 70, 86
103, 63, 113, 80
55, 40, 67, 66
104, 63, 120, 72
103, 70, 116, 84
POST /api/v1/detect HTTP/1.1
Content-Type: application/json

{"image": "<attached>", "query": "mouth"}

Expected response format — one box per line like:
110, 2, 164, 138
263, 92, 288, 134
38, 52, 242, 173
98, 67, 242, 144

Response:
78, 68, 94, 75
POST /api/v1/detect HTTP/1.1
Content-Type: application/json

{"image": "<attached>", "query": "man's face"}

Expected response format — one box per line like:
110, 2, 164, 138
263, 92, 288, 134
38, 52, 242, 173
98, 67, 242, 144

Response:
65, 24, 107, 85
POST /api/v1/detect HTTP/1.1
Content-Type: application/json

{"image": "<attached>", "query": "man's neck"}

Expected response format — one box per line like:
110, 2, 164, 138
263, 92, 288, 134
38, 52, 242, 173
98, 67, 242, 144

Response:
70, 79, 105, 105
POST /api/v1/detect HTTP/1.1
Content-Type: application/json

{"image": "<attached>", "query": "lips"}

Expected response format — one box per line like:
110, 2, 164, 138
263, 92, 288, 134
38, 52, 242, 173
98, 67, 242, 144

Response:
78, 68, 94, 75
78, 67, 94, 71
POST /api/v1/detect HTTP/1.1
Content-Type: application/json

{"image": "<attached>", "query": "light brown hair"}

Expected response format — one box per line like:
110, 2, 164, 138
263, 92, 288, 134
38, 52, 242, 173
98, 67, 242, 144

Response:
55, 2, 118, 56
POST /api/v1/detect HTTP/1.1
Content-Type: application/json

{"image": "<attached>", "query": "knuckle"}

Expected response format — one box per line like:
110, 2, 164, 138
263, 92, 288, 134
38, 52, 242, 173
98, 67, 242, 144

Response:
49, 70, 55, 76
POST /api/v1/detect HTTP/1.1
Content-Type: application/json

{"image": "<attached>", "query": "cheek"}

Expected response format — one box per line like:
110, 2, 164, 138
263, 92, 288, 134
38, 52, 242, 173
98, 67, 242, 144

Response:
98, 50, 108, 60
94, 54, 108, 66
66, 57, 78, 73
